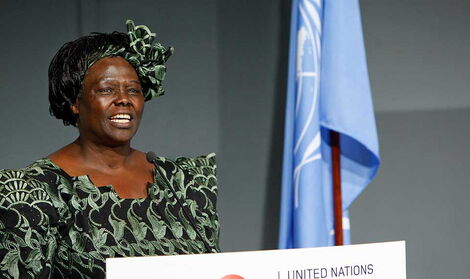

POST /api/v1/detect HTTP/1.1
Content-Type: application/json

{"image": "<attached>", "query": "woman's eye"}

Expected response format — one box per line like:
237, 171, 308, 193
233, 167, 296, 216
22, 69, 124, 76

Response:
98, 87, 113, 94
128, 88, 143, 95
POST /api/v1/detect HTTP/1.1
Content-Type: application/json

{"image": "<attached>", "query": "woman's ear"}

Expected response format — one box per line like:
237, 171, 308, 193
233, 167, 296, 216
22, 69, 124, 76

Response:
71, 100, 79, 115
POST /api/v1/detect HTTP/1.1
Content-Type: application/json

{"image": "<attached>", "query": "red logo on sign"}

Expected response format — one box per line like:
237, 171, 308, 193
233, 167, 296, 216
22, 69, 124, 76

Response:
220, 275, 244, 279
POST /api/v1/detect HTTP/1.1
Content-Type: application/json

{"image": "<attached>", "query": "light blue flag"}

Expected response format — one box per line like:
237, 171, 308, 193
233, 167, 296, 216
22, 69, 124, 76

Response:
278, 0, 380, 248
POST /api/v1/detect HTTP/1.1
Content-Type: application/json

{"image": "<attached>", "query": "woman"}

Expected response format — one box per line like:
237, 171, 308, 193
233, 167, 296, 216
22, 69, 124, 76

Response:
0, 20, 219, 279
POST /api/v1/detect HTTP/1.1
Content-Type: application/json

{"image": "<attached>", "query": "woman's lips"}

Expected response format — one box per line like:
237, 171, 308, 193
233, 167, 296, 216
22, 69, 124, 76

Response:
110, 118, 130, 124
108, 113, 133, 127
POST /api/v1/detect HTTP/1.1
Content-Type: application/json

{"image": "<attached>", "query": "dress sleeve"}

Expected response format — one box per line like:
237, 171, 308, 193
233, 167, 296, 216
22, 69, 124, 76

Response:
0, 168, 61, 278
175, 153, 220, 252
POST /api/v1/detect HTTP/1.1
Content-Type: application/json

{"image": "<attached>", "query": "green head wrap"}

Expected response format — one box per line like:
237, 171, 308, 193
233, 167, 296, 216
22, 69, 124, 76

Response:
88, 19, 174, 101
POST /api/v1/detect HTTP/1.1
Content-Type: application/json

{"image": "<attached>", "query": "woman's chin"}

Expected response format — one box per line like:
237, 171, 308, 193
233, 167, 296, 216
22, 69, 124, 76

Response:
101, 122, 141, 144
99, 130, 139, 147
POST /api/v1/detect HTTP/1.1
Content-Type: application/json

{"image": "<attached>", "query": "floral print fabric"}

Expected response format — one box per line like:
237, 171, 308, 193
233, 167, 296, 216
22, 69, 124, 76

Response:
0, 154, 219, 278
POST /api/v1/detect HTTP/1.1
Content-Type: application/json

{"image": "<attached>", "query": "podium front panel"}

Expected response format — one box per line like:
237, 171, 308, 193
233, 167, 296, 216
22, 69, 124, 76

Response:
106, 241, 406, 279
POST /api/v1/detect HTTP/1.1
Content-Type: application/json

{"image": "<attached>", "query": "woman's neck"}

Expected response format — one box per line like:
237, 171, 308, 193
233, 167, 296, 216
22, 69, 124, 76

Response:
73, 137, 135, 170
47, 137, 142, 177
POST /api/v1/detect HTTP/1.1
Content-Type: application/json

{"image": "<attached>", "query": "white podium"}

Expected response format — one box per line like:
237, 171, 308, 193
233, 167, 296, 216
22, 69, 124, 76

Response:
106, 241, 406, 279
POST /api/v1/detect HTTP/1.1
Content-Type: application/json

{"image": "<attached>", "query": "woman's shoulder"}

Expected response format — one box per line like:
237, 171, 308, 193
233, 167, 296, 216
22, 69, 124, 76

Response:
152, 153, 217, 193
0, 159, 53, 190
154, 153, 217, 177
0, 159, 65, 228
154, 152, 215, 167
175, 153, 216, 171
0, 158, 65, 186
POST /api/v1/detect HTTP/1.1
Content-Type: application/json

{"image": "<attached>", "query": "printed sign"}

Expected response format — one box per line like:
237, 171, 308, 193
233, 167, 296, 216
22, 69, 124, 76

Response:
106, 241, 406, 279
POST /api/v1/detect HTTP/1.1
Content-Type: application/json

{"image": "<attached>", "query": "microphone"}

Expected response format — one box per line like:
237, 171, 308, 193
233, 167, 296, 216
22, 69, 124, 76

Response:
146, 151, 158, 165
146, 152, 212, 253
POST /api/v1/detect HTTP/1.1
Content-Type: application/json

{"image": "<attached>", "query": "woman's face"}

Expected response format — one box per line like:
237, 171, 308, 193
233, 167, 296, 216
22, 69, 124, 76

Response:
73, 56, 145, 146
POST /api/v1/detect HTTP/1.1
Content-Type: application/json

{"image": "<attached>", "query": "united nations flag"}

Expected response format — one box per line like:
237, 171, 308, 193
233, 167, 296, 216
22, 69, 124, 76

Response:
278, 0, 381, 248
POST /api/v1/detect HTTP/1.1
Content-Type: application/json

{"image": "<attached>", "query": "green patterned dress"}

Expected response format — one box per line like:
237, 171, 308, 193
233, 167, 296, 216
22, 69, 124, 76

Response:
0, 154, 219, 279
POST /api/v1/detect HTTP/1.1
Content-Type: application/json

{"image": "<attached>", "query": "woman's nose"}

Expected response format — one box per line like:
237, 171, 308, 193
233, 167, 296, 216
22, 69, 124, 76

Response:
114, 89, 131, 106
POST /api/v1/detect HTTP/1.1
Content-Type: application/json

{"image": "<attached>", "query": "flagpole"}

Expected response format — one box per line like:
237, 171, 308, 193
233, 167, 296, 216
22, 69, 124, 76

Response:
331, 130, 343, 245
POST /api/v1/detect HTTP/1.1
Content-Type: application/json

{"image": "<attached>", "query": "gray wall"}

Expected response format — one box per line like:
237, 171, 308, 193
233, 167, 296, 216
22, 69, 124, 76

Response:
1, 0, 469, 278
350, 0, 470, 278
361, 0, 470, 112
217, 0, 289, 252
351, 109, 470, 278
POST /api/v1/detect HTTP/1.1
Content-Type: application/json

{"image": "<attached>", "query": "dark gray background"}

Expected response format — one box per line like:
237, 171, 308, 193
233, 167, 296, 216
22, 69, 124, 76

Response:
1, 0, 469, 278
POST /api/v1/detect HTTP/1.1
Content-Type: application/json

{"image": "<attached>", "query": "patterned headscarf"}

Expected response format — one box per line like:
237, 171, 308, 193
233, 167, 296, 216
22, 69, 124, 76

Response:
87, 20, 174, 101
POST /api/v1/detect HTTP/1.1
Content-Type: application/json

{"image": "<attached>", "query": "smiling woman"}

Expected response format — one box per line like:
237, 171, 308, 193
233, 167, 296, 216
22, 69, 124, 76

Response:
0, 20, 219, 279
75, 57, 145, 145
49, 56, 151, 199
